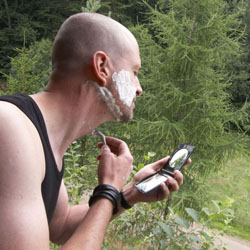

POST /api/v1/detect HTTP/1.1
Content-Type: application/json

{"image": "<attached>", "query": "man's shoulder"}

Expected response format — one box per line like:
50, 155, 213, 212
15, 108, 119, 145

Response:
0, 100, 46, 180
0, 98, 50, 249
0, 100, 34, 134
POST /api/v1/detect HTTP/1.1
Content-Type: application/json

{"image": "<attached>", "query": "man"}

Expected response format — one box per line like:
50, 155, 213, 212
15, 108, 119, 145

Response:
0, 13, 187, 249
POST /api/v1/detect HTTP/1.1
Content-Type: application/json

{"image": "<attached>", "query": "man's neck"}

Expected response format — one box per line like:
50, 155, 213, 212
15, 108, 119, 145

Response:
30, 81, 113, 161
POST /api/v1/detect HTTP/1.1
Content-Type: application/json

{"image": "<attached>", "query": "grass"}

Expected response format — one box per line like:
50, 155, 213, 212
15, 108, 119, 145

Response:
104, 156, 250, 249
203, 155, 250, 241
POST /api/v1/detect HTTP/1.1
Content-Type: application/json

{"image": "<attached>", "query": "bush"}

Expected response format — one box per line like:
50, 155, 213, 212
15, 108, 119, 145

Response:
1, 39, 52, 95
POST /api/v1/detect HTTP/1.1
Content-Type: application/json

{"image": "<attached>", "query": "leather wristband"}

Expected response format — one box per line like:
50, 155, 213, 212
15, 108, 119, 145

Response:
93, 184, 119, 194
89, 184, 121, 214
120, 190, 133, 209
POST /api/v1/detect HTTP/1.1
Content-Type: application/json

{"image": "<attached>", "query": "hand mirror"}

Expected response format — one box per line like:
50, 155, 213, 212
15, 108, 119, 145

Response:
134, 143, 195, 193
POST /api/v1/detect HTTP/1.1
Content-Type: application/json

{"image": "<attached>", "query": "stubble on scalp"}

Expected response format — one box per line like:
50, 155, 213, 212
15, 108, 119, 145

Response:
51, 13, 137, 76
52, 13, 137, 121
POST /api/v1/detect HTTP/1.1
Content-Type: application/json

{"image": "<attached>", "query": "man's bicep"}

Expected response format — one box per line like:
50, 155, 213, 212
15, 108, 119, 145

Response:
0, 144, 50, 249
0, 195, 50, 250
0, 103, 49, 249
50, 181, 90, 244
0, 140, 50, 249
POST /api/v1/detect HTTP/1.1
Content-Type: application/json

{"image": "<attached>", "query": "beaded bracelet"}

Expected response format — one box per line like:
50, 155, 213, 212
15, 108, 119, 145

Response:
89, 184, 121, 214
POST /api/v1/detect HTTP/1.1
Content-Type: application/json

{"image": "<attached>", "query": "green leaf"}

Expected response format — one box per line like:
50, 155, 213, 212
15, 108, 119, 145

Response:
179, 235, 188, 243
202, 207, 211, 216
212, 200, 221, 212
148, 152, 156, 157
158, 222, 174, 238
140, 210, 145, 216
153, 228, 161, 235
74, 145, 81, 149
190, 234, 200, 243
173, 216, 190, 229
185, 208, 200, 222
64, 158, 73, 162
199, 230, 211, 241
160, 240, 167, 247
138, 163, 145, 170
76, 183, 83, 188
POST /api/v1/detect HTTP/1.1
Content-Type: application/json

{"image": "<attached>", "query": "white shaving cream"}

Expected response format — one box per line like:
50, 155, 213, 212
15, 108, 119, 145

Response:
112, 70, 136, 107
98, 86, 123, 121
90, 81, 122, 121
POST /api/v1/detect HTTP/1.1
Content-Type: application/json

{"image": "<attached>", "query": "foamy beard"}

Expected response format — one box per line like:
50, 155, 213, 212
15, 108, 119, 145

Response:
92, 70, 136, 121
91, 81, 122, 121
112, 70, 137, 107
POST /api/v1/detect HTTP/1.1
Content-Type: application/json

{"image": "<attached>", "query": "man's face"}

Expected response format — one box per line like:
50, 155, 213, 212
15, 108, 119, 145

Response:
106, 45, 142, 122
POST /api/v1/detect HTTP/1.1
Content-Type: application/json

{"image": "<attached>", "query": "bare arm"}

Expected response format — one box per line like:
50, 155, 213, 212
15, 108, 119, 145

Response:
50, 142, 189, 246
60, 198, 113, 249
50, 183, 112, 247
49, 181, 89, 244
50, 137, 133, 249
0, 103, 50, 250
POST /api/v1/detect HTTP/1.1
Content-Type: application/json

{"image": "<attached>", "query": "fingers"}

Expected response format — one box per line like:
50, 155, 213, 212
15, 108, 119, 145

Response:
164, 160, 188, 190
185, 158, 192, 165
166, 177, 179, 192
96, 137, 133, 190
149, 156, 170, 171
101, 144, 111, 153
98, 144, 112, 164
97, 136, 131, 157
165, 171, 183, 193
159, 182, 170, 199
173, 170, 183, 185
96, 144, 111, 160
144, 156, 191, 174
157, 171, 183, 200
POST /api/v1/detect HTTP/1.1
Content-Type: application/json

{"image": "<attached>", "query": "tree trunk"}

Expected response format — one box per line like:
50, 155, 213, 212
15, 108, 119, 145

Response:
14, 0, 18, 11
164, 194, 172, 219
3, 0, 12, 29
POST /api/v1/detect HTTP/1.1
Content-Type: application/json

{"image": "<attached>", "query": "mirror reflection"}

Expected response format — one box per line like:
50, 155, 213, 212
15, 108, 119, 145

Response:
136, 173, 167, 193
169, 149, 188, 168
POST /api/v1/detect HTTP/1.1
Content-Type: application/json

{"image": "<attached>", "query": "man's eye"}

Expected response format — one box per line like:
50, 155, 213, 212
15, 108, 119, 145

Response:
134, 71, 138, 76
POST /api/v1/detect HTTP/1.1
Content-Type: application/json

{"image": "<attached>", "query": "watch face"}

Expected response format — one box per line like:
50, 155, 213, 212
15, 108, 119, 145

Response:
135, 173, 168, 193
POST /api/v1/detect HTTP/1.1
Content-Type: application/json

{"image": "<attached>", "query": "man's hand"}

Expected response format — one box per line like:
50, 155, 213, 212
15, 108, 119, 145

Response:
97, 137, 133, 191
123, 157, 191, 205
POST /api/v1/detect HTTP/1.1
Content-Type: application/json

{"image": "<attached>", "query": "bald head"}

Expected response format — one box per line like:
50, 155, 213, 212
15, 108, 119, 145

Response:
52, 13, 138, 78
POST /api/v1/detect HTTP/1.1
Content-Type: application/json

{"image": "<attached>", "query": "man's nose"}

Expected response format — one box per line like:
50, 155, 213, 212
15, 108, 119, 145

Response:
135, 81, 143, 96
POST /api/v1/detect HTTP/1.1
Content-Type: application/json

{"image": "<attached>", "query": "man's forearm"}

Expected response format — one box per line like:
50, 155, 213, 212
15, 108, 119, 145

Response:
52, 184, 136, 245
60, 198, 113, 250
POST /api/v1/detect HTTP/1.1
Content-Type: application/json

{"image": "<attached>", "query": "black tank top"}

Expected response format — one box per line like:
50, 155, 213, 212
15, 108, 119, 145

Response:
0, 94, 64, 223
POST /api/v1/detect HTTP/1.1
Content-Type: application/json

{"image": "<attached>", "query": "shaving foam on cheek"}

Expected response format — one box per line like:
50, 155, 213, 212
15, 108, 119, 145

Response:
112, 70, 136, 107
90, 81, 122, 121
99, 87, 122, 120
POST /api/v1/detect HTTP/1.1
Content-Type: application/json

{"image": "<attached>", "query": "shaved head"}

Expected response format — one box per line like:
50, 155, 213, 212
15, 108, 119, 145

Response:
52, 13, 138, 77
49, 13, 142, 123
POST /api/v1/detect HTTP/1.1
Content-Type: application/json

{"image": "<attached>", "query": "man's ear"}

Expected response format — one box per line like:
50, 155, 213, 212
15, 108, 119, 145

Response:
92, 51, 111, 86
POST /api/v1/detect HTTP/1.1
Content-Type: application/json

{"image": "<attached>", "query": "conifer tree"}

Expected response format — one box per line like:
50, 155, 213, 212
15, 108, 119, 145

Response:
226, 0, 250, 131
105, 0, 249, 208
